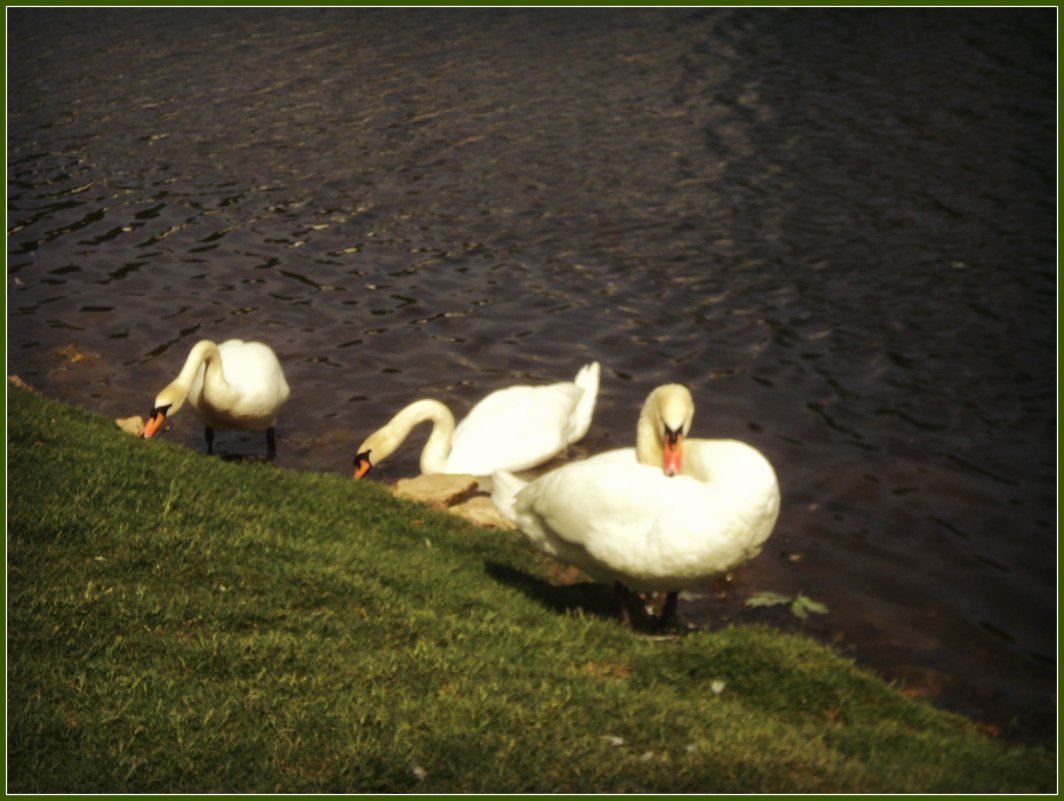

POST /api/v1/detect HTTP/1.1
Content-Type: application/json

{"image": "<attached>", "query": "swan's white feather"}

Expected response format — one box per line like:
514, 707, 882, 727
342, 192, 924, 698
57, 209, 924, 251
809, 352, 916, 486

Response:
448, 382, 582, 474
358, 362, 600, 478
492, 388, 779, 594
186, 339, 290, 431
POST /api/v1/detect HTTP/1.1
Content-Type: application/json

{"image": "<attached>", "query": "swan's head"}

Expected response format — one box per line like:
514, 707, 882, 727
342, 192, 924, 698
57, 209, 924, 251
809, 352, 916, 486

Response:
352, 429, 390, 479
353, 447, 374, 479
139, 383, 186, 439
638, 384, 694, 476
351, 399, 456, 479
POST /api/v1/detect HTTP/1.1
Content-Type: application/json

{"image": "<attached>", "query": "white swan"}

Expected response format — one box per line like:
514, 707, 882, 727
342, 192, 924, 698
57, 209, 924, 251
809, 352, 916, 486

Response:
353, 362, 600, 479
139, 339, 291, 459
491, 384, 780, 627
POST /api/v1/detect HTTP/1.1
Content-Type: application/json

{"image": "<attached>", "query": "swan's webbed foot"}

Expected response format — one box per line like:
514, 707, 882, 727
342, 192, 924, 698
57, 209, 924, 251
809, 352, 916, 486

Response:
205, 426, 215, 455
266, 427, 277, 461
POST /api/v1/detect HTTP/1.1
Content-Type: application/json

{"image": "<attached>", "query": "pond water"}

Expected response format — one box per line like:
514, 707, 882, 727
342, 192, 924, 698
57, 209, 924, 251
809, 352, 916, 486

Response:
7, 8, 1056, 744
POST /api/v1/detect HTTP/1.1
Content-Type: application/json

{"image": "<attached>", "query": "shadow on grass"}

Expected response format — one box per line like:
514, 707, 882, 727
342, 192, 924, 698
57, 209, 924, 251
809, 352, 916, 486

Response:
217, 453, 275, 464
484, 561, 682, 635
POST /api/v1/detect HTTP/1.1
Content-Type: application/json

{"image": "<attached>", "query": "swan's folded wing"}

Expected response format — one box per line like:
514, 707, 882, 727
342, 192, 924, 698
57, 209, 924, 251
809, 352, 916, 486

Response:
566, 362, 600, 444
449, 383, 584, 474
514, 463, 682, 579
199, 340, 290, 428
513, 458, 773, 591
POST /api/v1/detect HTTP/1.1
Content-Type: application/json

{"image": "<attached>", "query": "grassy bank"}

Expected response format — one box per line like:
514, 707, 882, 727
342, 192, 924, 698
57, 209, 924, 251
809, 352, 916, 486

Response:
6, 383, 1055, 793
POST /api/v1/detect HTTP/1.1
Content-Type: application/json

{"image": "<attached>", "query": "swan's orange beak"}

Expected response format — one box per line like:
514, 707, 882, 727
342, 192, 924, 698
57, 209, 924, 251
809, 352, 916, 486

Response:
663, 430, 683, 477
139, 409, 166, 439
353, 451, 372, 480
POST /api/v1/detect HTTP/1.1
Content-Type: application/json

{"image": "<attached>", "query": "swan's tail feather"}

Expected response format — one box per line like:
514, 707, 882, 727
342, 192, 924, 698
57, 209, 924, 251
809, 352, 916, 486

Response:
568, 361, 601, 444
490, 470, 528, 522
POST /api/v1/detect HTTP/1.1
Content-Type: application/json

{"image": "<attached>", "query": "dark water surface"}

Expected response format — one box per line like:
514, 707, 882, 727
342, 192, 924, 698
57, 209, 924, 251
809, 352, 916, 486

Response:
8, 9, 1057, 744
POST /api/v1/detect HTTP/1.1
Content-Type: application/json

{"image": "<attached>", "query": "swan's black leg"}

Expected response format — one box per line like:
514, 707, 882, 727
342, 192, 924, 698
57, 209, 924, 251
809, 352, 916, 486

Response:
266, 427, 277, 461
205, 426, 215, 455
658, 591, 679, 629
615, 582, 637, 626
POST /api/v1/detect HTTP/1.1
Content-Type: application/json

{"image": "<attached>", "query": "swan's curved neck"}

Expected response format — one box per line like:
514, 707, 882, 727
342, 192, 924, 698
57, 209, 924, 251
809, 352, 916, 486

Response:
382, 399, 457, 474
635, 405, 664, 468
161, 339, 229, 414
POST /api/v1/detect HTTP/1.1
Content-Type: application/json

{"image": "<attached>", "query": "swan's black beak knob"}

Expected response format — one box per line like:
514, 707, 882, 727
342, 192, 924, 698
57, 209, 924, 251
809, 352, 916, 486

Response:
353, 451, 373, 479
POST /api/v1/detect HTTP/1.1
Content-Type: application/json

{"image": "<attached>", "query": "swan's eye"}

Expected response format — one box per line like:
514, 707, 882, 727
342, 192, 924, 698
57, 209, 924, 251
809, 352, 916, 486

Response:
149, 404, 171, 418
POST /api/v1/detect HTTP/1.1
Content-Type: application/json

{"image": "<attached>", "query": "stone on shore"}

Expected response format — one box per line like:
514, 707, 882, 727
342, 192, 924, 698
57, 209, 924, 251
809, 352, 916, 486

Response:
390, 473, 515, 530
393, 473, 479, 508
8, 375, 36, 393
449, 495, 516, 530
115, 415, 145, 435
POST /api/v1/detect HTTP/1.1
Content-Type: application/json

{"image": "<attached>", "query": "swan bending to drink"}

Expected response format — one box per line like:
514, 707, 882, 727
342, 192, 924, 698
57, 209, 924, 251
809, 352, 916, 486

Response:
353, 362, 600, 479
139, 338, 290, 459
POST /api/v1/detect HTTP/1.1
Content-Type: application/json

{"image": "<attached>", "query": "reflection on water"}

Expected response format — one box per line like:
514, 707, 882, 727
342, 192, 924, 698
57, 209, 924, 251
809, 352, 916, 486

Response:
7, 8, 1056, 743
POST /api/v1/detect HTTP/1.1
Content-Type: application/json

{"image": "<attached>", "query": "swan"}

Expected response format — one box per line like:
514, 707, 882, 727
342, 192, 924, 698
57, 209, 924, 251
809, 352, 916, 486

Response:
491, 384, 780, 627
139, 338, 291, 459
353, 362, 600, 479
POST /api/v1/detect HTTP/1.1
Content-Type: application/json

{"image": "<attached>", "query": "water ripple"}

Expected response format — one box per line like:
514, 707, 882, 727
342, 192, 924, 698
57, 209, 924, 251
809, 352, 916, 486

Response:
6, 6, 1056, 744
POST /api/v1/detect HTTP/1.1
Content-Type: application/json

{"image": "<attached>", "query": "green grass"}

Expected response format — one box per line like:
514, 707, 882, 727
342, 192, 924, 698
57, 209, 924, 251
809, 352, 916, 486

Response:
6, 383, 1056, 793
